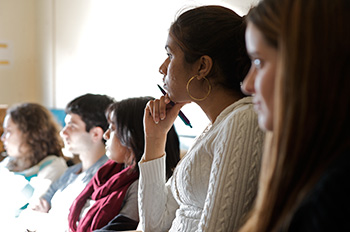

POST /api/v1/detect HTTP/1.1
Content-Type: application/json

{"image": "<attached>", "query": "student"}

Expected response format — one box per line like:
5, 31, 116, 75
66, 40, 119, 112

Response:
138, 5, 265, 232
68, 96, 180, 232
19, 94, 114, 231
239, 0, 350, 231
0, 103, 67, 220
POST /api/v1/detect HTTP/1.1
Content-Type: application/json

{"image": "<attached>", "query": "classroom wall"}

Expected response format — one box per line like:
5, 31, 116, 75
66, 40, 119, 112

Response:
0, 0, 258, 137
0, 0, 39, 105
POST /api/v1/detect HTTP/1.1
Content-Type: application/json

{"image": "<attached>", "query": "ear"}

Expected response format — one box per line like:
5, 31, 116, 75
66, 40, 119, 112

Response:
89, 126, 104, 142
197, 55, 213, 80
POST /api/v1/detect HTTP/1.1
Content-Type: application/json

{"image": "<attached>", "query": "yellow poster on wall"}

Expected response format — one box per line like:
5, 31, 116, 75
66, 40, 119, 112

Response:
0, 42, 11, 66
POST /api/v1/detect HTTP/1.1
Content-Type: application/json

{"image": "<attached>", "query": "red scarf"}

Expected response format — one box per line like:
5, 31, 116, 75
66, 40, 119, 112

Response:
68, 160, 139, 232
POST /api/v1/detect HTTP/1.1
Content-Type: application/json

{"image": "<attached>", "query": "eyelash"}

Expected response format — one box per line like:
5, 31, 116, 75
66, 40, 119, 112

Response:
108, 124, 116, 131
167, 53, 173, 60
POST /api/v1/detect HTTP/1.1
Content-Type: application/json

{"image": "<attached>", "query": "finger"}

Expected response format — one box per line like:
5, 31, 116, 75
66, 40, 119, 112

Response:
153, 99, 160, 124
145, 100, 153, 116
159, 96, 167, 120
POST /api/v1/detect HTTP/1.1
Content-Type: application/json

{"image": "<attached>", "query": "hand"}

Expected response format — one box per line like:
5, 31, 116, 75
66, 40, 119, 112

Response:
143, 96, 188, 161
31, 198, 50, 213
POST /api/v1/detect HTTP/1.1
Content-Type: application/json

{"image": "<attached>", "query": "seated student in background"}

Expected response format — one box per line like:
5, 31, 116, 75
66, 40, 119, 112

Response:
0, 103, 67, 220
239, 0, 350, 231
20, 94, 114, 231
138, 5, 265, 232
68, 96, 180, 232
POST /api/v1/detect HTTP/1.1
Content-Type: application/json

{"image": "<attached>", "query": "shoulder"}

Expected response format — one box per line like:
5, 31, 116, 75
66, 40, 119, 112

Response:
37, 156, 67, 179
213, 97, 259, 138
289, 151, 350, 231
125, 179, 139, 196
226, 97, 256, 121
61, 162, 82, 177
41, 156, 67, 169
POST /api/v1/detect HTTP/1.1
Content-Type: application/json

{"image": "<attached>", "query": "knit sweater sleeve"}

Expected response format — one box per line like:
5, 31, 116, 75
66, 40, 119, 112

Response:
138, 155, 178, 232
198, 105, 264, 232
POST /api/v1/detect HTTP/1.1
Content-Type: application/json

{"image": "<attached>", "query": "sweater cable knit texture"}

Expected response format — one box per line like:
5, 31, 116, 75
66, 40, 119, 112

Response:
138, 97, 264, 232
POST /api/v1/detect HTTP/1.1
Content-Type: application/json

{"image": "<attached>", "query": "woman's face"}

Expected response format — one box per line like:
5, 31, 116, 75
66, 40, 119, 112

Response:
1, 115, 29, 158
159, 34, 196, 103
242, 22, 278, 131
103, 114, 131, 164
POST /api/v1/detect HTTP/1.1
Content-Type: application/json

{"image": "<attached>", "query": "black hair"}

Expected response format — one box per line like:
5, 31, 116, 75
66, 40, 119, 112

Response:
66, 93, 114, 133
107, 96, 180, 179
170, 5, 251, 96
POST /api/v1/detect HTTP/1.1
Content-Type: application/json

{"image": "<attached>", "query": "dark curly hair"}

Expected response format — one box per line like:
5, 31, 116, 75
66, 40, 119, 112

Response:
6, 103, 64, 171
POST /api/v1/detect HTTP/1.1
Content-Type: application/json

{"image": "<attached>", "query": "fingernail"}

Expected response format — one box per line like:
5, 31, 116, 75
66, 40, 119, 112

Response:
160, 113, 165, 120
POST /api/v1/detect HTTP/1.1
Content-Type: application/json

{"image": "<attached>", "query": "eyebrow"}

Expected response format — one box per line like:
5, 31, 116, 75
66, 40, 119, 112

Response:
165, 45, 172, 52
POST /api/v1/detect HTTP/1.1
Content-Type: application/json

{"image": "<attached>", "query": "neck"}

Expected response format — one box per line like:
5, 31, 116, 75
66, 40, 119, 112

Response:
196, 88, 243, 123
79, 144, 106, 172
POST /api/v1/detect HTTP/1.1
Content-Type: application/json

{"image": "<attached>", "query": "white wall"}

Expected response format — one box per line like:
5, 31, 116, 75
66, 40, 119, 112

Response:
52, 0, 258, 109
0, 0, 259, 137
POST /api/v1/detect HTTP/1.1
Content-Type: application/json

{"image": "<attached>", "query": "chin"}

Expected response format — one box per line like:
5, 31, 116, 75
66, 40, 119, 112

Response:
258, 116, 273, 132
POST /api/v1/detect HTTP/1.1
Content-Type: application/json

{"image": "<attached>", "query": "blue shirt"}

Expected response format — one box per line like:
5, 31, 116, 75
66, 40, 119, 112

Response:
42, 155, 108, 206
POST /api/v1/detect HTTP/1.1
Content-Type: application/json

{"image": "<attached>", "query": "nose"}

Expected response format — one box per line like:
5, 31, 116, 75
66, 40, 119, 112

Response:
241, 67, 256, 96
60, 126, 68, 138
103, 128, 110, 141
159, 59, 169, 76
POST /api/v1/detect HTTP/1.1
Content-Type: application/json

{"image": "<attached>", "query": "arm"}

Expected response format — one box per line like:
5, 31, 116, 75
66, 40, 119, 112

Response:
30, 161, 75, 211
138, 155, 179, 232
94, 181, 140, 231
199, 106, 264, 231
137, 97, 186, 231
93, 215, 138, 232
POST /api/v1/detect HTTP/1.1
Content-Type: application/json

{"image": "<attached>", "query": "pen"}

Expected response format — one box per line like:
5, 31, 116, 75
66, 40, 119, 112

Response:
157, 84, 192, 128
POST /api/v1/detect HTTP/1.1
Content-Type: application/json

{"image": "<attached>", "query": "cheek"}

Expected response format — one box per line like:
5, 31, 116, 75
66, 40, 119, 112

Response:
258, 68, 276, 131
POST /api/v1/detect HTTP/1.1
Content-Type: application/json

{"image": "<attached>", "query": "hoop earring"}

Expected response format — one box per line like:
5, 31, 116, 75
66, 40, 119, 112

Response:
186, 75, 212, 101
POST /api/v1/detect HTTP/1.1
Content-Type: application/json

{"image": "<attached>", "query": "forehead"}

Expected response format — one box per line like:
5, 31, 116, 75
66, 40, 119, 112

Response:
245, 22, 275, 56
3, 115, 22, 134
245, 22, 263, 53
166, 34, 182, 53
3, 115, 15, 127
65, 113, 85, 126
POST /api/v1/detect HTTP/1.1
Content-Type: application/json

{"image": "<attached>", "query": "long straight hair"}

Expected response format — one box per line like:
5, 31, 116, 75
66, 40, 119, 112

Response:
240, 0, 350, 231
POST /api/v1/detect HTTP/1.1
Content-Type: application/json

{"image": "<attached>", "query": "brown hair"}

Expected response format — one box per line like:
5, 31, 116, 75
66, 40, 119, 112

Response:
240, 0, 350, 231
6, 103, 64, 171
169, 5, 250, 96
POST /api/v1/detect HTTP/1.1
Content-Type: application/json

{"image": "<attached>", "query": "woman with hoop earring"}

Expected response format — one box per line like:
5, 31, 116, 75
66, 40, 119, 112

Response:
139, 5, 265, 232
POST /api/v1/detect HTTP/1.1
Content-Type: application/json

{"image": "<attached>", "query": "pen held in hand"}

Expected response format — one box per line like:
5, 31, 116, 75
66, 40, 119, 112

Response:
157, 84, 192, 128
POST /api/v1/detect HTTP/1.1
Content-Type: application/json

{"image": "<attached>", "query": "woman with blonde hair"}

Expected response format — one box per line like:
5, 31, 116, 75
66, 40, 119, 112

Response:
240, 0, 350, 231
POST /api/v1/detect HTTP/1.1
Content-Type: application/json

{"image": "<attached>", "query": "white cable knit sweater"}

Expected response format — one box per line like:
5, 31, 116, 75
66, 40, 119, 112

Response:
138, 97, 264, 232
